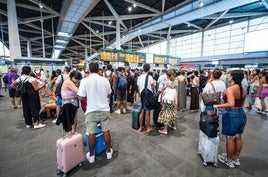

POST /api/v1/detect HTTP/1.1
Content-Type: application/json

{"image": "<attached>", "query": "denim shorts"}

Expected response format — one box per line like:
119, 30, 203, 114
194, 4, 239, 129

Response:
56, 97, 62, 107
222, 108, 247, 136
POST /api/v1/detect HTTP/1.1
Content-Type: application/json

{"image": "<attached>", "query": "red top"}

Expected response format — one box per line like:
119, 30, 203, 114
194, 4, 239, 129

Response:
223, 93, 243, 107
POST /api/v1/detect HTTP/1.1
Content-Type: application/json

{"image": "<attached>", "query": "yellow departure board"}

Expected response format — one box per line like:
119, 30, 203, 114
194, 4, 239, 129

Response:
100, 49, 145, 63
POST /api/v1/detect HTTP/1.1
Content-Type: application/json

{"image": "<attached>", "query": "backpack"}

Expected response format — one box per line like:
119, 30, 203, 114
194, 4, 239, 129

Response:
116, 75, 127, 90
35, 71, 41, 80
15, 77, 29, 98
104, 71, 113, 87
2, 74, 8, 84
55, 75, 64, 97
141, 75, 157, 110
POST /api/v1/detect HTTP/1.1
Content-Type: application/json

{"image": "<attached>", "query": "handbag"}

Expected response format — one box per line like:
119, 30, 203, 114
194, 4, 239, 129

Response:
200, 82, 221, 106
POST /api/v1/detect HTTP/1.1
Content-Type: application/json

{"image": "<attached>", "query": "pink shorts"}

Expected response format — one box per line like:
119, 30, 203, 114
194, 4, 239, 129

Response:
259, 87, 268, 98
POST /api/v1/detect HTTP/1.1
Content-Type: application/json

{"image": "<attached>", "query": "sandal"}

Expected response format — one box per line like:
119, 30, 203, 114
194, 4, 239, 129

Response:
159, 130, 168, 135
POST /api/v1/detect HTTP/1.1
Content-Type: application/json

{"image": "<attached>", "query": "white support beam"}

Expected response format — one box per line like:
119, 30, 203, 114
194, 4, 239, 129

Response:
103, 0, 128, 30
184, 22, 203, 30
120, 14, 158, 20
146, 34, 166, 40
16, 3, 55, 14
205, 10, 229, 30
29, 35, 51, 41
83, 20, 117, 29
21, 14, 58, 24
71, 38, 98, 53
138, 36, 144, 48
28, 0, 60, 16
201, 12, 268, 19
81, 21, 109, 44
84, 16, 116, 21
124, 0, 161, 14
162, 0, 165, 14
152, 30, 193, 35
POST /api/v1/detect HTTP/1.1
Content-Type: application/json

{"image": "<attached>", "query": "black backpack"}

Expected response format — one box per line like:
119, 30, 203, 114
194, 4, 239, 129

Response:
2, 74, 8, 84
140, 75, 157, 110
199, 111, 219, 138
55, 75, 64, 97
15, 77, 29, 98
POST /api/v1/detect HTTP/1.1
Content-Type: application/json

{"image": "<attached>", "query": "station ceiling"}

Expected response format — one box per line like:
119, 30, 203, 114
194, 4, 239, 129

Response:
0, 0, 267, 61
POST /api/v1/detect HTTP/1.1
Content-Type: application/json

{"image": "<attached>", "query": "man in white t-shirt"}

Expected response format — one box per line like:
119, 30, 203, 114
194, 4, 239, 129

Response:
137, 63, 155, 132
77, 62, 113, 164
157, 68, 167, 92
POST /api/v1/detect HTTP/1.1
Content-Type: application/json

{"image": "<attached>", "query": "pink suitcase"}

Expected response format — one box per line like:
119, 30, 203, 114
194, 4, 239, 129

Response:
56, 133, 84, 176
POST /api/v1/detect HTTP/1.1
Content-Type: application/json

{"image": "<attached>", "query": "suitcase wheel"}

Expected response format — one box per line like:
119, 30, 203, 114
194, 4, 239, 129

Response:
79, 162, 83, 167
202, 162, 207, 167
213, 163, 217, 168
56, 169, 61, 175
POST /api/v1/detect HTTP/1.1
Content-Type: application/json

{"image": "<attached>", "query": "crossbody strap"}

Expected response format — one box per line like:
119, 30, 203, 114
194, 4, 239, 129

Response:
144, 74, 149, 89
209, 81, 216, 93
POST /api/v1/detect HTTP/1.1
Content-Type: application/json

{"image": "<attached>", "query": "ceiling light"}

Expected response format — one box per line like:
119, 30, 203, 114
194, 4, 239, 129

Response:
199, 0, 204, 7
229, 20, 233, 24
39, 3, 43, 9
57, 32, 72, 37
108, 21, 112, 25
133, 3, 136, 8
56, 39, 67, 44
55, 45, 65, 49
96, 30, 99, 33
187, 23, 191, 27
128, 6, 132, 12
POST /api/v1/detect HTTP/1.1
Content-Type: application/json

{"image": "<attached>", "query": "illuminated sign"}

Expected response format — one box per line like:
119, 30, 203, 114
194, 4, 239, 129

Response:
100, 48, 145, 63
153, 54, 180, 65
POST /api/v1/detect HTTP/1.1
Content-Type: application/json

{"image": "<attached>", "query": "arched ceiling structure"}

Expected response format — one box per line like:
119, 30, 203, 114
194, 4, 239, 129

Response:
0, 0, 267, 61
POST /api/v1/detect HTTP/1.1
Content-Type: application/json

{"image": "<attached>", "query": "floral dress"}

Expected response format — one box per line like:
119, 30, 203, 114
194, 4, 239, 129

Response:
158, 79, 177, 126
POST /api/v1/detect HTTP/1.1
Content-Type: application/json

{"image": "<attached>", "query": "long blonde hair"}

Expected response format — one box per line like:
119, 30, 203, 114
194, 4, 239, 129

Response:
166, 69, 175, 82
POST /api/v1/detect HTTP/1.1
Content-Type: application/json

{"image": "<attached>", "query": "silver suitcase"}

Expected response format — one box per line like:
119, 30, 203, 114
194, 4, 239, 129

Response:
197, 130, 219, 167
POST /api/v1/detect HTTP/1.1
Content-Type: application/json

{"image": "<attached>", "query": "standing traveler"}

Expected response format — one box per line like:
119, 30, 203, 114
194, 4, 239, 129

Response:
189, 70, 200, 112
11, 66, 45, 129
137, 63, 155, 132
53, 67, 70, 123
245, 69, 260, 110
214, 70, 247, 168
158, 69, 177, 135
7, 68, 22, 108
114, 67, 127, 114
257, 70, 268, 114
58, 71, 82, 134
77, 62, 113, 163
177, 69, 188, 111
103, 64, 114, 113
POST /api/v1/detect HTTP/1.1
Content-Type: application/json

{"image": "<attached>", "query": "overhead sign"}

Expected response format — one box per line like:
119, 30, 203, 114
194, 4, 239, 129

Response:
100, 48, 145, 63
153, 54, 180, 65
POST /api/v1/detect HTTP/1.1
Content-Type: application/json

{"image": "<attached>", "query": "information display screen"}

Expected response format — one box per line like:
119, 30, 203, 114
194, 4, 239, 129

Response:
153, 54, 180, 65
100, 49, 145, 63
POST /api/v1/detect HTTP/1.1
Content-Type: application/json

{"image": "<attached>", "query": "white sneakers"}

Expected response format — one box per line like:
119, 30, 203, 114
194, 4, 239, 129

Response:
115, 108, 127, 114
106, 148, 113, 160
114, 109, 121, 114
34, 123, 45, 129
86, 152, 95, 163
86, 148, 113, 163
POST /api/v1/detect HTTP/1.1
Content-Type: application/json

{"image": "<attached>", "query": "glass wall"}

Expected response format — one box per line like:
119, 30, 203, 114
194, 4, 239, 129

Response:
139, 16, 268, 58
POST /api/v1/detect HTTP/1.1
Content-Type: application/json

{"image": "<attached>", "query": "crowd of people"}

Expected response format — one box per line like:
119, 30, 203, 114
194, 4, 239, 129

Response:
1, 63, 268, 168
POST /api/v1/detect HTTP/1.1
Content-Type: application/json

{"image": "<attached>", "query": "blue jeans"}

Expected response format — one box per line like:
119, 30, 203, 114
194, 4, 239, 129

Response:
222, 108, 247, 136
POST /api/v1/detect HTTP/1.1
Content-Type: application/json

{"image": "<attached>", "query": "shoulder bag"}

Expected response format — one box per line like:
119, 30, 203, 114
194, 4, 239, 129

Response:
200, 82, 221, 106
